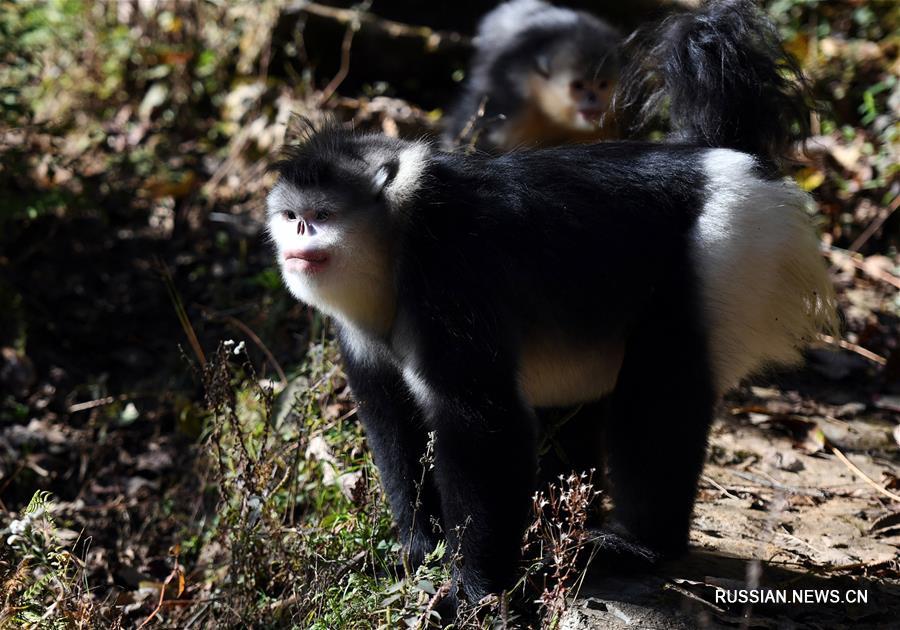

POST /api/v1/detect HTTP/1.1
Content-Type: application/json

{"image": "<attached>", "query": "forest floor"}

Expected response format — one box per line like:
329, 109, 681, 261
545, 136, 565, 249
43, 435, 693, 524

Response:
1, 1, 898, 628
565, 384, 900, 628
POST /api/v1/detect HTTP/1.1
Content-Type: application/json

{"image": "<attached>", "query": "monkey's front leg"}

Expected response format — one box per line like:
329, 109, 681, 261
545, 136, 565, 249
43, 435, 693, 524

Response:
340, 344, 442, 568
429, 387, 538, 604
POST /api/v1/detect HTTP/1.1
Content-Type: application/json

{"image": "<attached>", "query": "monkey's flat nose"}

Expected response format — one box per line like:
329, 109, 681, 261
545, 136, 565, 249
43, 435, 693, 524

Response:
297, 219, 307, 235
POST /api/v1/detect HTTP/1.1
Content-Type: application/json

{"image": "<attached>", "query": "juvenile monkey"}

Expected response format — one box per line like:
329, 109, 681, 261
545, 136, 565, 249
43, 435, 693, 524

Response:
269, 0, 833, 615
444, 0, 621, 152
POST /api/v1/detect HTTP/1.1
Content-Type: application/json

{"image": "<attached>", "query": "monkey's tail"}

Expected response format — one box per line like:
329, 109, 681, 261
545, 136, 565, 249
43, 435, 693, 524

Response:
615, 0, 812, 172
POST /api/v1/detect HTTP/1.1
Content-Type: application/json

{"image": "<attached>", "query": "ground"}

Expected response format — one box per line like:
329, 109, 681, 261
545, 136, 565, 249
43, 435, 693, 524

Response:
0, 1, 898, 628
567, 391, 900, 628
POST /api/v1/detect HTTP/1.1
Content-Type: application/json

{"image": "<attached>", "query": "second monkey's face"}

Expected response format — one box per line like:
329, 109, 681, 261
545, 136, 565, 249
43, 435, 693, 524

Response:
531, 46, 617, 132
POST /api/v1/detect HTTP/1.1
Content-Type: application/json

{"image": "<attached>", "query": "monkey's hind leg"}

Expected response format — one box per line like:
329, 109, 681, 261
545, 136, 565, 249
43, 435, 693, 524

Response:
605, 283, 715, 556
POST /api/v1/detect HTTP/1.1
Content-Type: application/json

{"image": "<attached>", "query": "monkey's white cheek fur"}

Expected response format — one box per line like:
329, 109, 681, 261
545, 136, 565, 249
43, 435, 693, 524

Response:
267, 204, 396, 336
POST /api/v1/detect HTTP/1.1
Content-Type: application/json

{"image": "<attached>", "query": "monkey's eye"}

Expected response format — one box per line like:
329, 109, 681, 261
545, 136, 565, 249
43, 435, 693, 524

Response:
282, 210, 298, 221
571, 80, 585, 91
598, 80, 609, 89
314, 209, 330, 222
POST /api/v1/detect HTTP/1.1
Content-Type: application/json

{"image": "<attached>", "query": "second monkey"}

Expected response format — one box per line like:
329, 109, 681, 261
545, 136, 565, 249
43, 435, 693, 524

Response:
444, 0, 621, 152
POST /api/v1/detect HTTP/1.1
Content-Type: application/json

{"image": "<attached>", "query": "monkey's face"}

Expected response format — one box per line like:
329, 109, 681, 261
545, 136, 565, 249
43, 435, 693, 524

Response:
531, 48, 616, 131
267, 181, 395, 332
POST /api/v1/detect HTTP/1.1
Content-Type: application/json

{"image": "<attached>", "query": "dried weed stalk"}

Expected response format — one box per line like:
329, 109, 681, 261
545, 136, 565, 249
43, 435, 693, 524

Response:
524, 471, 600, 627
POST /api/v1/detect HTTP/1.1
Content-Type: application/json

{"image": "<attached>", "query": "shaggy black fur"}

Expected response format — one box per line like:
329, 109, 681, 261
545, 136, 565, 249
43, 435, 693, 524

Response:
615, 0, 812, 172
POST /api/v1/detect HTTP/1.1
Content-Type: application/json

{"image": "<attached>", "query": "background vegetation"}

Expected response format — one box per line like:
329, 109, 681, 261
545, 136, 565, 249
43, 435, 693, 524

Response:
0, 0, 897, 628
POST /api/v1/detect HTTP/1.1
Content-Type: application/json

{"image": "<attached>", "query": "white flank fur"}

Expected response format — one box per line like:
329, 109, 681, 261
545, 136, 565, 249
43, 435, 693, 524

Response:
693, 149, 837, 393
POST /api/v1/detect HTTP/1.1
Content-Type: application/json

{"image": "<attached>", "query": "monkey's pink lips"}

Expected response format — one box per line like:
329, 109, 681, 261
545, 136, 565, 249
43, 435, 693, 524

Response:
284, 249, 330, 273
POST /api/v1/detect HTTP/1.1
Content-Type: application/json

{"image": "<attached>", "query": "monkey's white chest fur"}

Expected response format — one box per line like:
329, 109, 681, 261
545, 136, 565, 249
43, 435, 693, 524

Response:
518, 336, 624, 407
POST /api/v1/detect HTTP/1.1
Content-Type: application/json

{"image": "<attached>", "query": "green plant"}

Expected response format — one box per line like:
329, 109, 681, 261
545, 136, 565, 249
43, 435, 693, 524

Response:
1, 490, 98, 629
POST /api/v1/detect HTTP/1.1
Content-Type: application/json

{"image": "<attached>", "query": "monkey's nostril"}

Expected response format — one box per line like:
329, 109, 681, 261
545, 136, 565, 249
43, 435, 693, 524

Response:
297, 220, 306, 236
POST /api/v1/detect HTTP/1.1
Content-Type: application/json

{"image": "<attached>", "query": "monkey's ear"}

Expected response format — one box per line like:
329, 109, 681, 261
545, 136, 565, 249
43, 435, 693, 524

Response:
372, 159, 400, 198
535, 54, 552, 77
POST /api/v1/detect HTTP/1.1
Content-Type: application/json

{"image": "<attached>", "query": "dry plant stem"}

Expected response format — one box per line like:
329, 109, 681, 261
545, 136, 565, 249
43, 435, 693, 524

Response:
407, 431, 436, 573
158, 258, 206, 366
201, 306, 288, 386
830, 445, 900, 503
267, 550, 367, 613
818, 333, 887, 365
138, 550, 183, 629
415, 581, 451, 630
456, 95, 488, 150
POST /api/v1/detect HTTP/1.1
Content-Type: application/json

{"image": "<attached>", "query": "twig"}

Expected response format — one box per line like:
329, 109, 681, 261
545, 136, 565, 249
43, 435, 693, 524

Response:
702, 474, 742, 500
830, 445, 900, 504
295, 1, 470, 51
849, 194, 900, 253
318, 21, 356, 105
818, 334, 887, 366
202, 123, 253, 197
456, 95, 488, 151
67, 396, 117, 413
731, 470, 825, 498
662, 581, 726, 613
825, 245, 900, 290
778, 525, 828, 557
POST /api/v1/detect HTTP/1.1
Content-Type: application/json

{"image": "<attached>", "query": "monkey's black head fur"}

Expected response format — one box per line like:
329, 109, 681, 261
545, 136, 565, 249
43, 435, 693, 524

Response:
269, 118, 367, 190
615, 0, 813, 172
